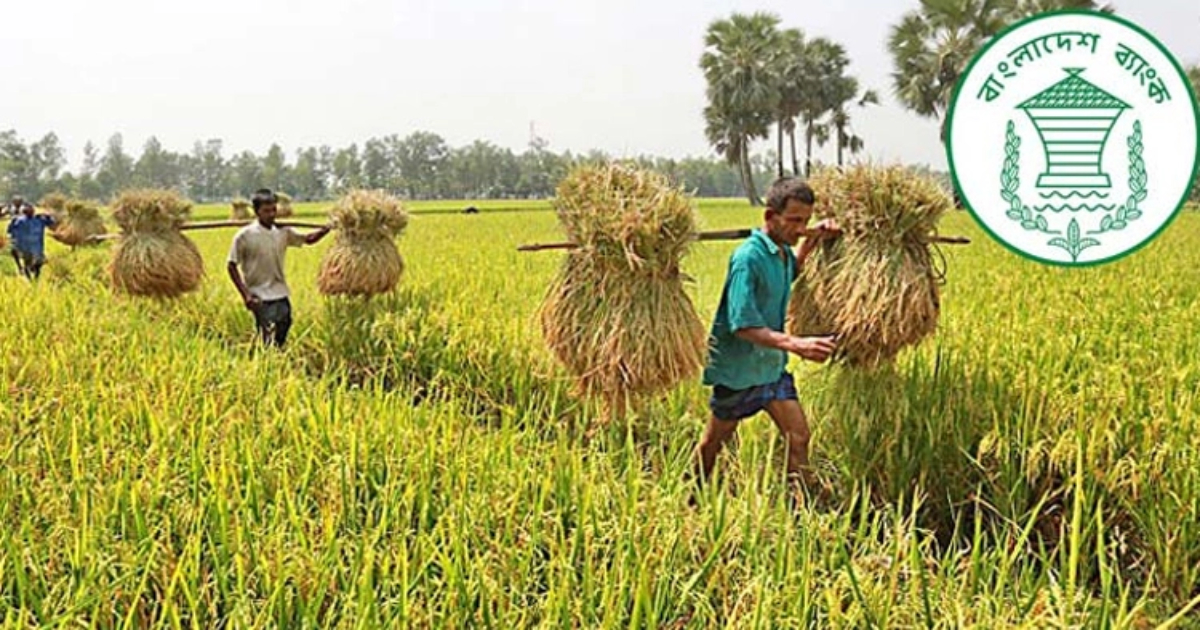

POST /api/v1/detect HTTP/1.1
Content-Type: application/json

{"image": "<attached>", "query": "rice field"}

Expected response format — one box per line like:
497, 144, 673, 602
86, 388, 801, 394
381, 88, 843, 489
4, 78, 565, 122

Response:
2, 198, 1200, 627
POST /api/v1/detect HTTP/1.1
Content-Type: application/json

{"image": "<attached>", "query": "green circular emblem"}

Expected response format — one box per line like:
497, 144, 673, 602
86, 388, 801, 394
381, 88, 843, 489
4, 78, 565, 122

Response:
946, 10, 1200, 266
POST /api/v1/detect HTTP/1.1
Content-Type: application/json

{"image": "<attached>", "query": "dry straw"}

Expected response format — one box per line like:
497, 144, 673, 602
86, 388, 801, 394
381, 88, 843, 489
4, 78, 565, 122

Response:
38, 193, 107, 247
108, 189, 204, 298
38, 192, 68, 216
230, 198, 252, 220
539, 162, 707, 420
275, 192, 294, 218
317, 189, 408, 297
53, 200, 107, 247
787, 164, 950, 368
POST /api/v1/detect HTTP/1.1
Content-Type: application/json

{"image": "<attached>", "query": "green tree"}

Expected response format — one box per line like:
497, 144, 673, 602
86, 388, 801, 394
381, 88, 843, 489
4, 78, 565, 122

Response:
229, 151, 263, 197
701, 12, 782, 206
516, 134, 567, 198
773, 28, 807, 177
29, 133, 67, 195
331, 144, 362, 194
291, 147, 327, 201
827, 82, 880, 166
447, 140, 517, 198
797, 38, 851, 177
395, 131, 449, 199
261, 144, 288, 192
0, 130, 33, 198
97, 133, 134, 200
361, 138, 394, 192
888, 0, 1113, 143
186, 139, 227, 202
134, 136, 181, 189
77, 141, 102, 200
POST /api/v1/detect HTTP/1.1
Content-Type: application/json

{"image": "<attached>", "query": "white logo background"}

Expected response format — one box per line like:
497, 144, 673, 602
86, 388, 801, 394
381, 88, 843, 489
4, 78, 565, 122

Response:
948, 12, 1198, 265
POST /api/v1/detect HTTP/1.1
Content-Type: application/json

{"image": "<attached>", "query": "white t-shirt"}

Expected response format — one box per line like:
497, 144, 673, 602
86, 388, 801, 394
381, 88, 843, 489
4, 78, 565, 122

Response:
227, 222, 306, 301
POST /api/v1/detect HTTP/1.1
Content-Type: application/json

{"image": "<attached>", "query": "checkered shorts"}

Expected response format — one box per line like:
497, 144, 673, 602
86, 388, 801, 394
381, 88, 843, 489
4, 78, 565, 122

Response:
708, 372, 798, 422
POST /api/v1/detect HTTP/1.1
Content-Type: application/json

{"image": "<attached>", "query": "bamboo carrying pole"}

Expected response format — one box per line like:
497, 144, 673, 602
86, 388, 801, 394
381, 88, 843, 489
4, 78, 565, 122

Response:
516, 228, 970, 252
84, 220, 331, 243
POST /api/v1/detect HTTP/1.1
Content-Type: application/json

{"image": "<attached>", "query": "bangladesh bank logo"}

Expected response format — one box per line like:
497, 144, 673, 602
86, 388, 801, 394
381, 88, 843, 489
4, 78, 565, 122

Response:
947, 10, 1200, 265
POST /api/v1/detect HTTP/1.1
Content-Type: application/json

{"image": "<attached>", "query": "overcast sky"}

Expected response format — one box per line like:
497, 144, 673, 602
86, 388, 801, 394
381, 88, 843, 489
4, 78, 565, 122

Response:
2, 0, 1196, 172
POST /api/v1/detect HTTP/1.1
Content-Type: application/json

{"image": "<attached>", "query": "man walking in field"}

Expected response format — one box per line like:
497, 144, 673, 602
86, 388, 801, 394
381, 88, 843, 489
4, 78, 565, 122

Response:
692, 177, 840, 504
6, 199, 57, 281
1, 194, 30, 218
227, 188, 331, 348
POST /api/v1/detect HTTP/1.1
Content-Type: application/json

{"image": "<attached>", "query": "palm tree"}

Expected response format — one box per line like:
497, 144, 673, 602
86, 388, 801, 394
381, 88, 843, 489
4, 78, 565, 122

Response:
700, 12, 783, 205
773, 28, 808, 178
703, 103, 758, 204
797, 38, 850, 177
1010, 0, 1114, 14
887, 0, 1113, 144
828, 83, 881, 166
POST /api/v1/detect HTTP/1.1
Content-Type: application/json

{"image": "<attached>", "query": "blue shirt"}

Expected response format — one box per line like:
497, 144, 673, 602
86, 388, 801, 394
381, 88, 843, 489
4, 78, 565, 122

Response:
702, 229, 797, 390
7, 215, 56, 256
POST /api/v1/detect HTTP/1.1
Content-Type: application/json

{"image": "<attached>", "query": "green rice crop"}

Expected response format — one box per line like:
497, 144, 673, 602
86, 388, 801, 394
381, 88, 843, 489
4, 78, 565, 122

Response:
1, 199, 1198, 627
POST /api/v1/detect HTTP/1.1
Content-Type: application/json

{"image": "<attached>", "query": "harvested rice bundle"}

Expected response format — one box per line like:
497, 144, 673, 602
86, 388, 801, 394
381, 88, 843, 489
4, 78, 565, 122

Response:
231, 198, 252, 220
787, 164, 950, 368
50, 199, 107, 247
317, 189, 407, 296
38, 192, 68, 218
539, 162, 707, 419
108, 189, 204, 298
275, 192, 294, 217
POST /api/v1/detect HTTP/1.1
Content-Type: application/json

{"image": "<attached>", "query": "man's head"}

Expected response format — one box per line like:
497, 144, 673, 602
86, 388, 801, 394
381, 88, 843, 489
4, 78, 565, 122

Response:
21, 203, 33, 217
252, 188, 278, 226
763, 177, 816, 247
11, 195, 24, 209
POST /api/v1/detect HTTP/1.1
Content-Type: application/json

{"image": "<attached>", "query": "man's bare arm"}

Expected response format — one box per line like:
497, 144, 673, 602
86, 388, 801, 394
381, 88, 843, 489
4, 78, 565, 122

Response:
735, 327, 836, 363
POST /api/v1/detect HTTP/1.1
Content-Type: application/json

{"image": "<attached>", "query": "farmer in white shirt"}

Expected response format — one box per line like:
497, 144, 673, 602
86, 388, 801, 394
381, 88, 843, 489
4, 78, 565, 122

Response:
227, 188, 331, 347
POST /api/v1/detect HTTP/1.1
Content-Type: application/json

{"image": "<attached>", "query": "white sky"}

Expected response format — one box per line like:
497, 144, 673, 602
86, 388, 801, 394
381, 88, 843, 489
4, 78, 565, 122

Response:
2, 0, 1197, 171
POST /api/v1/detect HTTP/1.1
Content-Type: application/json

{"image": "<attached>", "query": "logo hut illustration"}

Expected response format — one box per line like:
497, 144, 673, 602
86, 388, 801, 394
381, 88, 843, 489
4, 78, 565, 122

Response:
1001, 67, 1146, 261
1019, 68, 1129, 191
949, 12, 1199, 267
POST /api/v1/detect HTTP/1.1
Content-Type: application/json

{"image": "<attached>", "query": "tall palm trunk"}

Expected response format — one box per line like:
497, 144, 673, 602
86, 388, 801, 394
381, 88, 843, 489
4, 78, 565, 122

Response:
789, 126, 801, 176
836, 123, 846, 166
776, 118, 785, 178
804, 121, 815, 178
739, 140, 761, 206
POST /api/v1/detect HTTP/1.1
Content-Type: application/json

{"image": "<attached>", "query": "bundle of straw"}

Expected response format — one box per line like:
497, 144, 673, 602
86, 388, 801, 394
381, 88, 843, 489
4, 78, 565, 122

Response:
50, 199, 107, 247
38, 192, 69, 217
108, 189, 204, 298
231, 198, 252, 220
787, 164, 951, 368
317, 189, 407, 297
539, 162, 707, 419
275, 192, 294, 218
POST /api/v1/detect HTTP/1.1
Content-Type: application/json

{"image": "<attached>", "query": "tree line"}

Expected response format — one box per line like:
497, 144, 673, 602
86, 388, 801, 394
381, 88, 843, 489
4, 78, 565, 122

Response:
702, 0, 1200, 206
0, 129, 818, 205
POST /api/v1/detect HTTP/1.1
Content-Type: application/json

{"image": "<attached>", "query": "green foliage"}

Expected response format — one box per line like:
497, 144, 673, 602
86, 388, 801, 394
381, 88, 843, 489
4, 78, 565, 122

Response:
1, 129, 776, 205
888, 0, 1115, 143
2, 200, 1200, 625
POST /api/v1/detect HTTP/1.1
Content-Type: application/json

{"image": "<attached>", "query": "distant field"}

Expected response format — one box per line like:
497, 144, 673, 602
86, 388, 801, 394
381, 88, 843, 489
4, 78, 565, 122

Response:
2, 200, 1199, 626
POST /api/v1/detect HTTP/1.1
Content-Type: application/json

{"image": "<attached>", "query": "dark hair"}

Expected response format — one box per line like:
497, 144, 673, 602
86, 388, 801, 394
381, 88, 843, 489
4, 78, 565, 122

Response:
765, 177, 815, 212
251, 188, 277, 211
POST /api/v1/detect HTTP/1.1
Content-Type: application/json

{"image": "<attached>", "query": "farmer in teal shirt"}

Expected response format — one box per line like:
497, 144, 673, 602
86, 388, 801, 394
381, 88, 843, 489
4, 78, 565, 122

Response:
7, 201, 57, 280
693, 177, 840, 502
